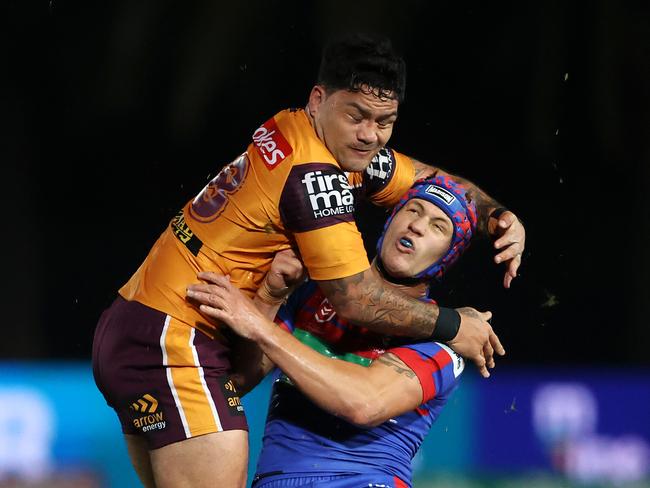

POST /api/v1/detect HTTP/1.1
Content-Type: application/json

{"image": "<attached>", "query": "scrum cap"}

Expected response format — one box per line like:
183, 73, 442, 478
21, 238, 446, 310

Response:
376, 175, 477, 281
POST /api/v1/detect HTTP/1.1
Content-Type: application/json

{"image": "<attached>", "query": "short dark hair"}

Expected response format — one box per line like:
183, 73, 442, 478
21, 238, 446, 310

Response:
317, 33, 406, 103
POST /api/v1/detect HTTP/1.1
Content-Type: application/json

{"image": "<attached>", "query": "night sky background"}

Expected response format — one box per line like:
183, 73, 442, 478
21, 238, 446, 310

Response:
4, 0, 649, 366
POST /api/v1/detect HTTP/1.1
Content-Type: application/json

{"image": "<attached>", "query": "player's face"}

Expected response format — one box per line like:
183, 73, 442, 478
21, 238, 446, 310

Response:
380, 199, 454, 278
307, 85, 398, 172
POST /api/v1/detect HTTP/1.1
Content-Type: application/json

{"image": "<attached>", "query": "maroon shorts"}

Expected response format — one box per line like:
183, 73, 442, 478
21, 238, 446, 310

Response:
92, 296, 248, 450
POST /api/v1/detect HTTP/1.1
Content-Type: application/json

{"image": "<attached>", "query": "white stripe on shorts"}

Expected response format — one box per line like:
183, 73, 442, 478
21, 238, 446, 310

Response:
188, 328, 223, 431
160, 315, 191, 438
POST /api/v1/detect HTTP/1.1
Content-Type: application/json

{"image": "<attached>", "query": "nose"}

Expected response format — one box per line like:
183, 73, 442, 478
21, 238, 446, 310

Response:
356, 121, 378, 146
408, 216, 427, 236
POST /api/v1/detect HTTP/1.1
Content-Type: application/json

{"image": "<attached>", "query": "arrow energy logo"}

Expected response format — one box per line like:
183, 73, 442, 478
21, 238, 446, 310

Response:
130, 394, 167, 433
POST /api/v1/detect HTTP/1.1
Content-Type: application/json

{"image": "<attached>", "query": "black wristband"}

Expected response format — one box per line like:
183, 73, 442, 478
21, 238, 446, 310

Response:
489, 207, 509, 220
432, 307, 461, 342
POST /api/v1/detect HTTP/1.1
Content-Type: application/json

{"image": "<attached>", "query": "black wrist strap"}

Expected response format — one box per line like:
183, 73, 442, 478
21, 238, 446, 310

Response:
432, 307, 461, 342
489, 207, 509, 220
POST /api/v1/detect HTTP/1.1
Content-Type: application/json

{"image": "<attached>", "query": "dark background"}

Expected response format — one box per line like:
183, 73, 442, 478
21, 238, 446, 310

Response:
3, 0, 649, 364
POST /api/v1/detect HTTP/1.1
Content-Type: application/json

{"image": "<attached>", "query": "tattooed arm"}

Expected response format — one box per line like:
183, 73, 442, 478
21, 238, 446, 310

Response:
410, 159, 500, 233
186, 274, 427, 427
410, 158, 526, 288
247, 324, 425, 427
247, 326, 425, 427
319, 265, 504, 380
188, 267, 503, 378
317, 266, 435, 338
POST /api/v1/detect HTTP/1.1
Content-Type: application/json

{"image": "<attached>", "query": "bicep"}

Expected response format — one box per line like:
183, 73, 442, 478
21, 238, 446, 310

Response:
411, 158, 442, 180
317, 270, 367, 303
364, 353, 424, 419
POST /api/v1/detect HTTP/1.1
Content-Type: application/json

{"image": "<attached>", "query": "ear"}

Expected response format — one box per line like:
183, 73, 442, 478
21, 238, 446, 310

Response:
307, 85, 327, 117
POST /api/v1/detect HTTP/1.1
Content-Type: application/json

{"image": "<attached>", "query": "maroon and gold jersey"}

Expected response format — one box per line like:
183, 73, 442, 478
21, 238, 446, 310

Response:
120, 109, 414, 335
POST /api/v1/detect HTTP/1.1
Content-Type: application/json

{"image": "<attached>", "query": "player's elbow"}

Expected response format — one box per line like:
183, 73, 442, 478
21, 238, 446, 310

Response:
317, 270, 375, 323
339, 398, 387, 428
326, 295, 360, 322
348, 412, 385, 429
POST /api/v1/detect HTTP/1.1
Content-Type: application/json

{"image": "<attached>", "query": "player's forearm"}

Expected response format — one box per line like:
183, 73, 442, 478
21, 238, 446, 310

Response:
317, 267, 436, 339
411, 158, 501, 234
228, 336, 271, 395
230, 297, 283, 394
252, 321, 388, 425
252, 296, 283, 321
232, 352, 276, 396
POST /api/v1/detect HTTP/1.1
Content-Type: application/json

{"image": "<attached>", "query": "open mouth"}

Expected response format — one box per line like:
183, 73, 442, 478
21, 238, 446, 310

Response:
398, 236, 414, 251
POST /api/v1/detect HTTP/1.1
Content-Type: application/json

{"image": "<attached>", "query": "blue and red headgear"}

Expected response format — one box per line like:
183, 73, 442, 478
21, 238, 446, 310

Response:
376, 175, 478, 281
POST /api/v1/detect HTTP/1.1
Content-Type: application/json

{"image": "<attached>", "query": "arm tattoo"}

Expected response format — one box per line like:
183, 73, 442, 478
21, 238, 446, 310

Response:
414, 165, 438, 179
464, 184, 501, 235
318, 270, 437, 339
439, 174, 501, 235
412, 158, 439, 180
376, 354, 416, 379
411, 158, 500, 235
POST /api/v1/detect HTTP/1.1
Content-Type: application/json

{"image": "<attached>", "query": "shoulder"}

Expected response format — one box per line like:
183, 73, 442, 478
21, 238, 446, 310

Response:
248, 109, 341, 181
264, 109, 337, 165
279, 162, 356, 232
388, 341, 464, 400
348, 147, 415, 206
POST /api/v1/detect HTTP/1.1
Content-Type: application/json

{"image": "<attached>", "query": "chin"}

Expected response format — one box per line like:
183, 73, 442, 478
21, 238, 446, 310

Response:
341, 157, 372, 172
381, 258, 410, 279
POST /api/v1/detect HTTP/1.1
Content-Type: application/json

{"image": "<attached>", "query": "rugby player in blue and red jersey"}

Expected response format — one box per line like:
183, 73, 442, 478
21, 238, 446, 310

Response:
188, 175, 487, 488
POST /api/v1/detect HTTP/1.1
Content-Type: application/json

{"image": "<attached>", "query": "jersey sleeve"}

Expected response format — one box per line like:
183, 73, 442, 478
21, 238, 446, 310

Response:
359, 147, 415, 207
292, 226, 369, 280
388, 342, 464, 403
279, 162, 370, 280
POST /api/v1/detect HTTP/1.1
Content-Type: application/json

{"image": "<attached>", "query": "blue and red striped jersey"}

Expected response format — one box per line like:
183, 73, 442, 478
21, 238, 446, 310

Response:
255, 280, 465, 486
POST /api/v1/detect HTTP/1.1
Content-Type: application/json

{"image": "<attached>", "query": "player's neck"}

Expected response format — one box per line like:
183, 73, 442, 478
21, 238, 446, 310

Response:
305, 104, 315, 127
393, 281, 428, 300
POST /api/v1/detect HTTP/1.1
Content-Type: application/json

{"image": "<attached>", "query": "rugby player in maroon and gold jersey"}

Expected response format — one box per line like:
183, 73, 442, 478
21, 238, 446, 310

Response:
92, 34, 525, 487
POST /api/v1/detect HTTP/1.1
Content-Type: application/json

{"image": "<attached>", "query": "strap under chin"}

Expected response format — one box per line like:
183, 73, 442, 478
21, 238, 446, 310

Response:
374, 257, 425, 287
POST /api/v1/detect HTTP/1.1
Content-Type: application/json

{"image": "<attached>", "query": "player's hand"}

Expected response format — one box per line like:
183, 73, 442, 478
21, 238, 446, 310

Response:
265, 249, 306, 296
489, 211, 526, 288
256, 249, 306, 305
187, 273, 268, 341
447, 307, 505, 378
